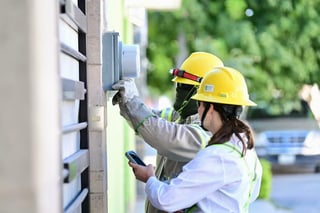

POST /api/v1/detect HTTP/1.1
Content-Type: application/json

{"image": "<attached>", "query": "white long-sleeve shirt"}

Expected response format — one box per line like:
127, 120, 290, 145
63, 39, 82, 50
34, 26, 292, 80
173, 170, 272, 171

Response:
145, 135, 262, 213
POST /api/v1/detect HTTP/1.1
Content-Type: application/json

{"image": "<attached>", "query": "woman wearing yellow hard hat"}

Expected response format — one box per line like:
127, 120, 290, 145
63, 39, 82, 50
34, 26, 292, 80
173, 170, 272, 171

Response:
128, 66, 262, 213
192, 66, 256, 132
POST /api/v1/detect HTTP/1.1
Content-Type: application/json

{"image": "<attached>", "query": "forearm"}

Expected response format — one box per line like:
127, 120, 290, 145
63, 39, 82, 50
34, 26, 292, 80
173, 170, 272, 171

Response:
145, 177, 182, 212
118, 96, 155, 131
119, 97, 209, 161
137, 117, 208, 161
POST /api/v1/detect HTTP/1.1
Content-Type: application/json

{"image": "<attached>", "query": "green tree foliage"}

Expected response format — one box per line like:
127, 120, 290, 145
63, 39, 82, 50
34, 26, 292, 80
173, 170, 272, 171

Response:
147, 0, 320, 113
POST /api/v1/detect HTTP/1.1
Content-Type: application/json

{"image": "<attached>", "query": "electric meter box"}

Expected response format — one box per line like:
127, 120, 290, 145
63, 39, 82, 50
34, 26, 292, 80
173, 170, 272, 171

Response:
102, 31, 140, 91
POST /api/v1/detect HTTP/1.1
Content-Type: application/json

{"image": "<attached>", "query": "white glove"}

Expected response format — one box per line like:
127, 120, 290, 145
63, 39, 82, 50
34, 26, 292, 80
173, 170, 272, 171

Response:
112, 79, 155, 132
112, 79, 139, 105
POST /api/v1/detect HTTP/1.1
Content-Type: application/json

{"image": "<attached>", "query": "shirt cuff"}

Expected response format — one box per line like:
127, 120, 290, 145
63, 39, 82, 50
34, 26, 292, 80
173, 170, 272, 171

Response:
146, 176, 158, 186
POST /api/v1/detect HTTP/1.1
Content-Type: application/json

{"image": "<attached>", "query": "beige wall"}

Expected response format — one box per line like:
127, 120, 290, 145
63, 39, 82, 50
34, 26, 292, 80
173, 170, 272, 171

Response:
0, 1, 61, 213
87, 0, 109, 212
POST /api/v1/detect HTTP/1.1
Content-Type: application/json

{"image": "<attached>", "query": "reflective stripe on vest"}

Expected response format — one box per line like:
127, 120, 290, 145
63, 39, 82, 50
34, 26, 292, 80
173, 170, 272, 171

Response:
160, 107, 174, 122
190, 124, 209, 149
215, 142, 258, 212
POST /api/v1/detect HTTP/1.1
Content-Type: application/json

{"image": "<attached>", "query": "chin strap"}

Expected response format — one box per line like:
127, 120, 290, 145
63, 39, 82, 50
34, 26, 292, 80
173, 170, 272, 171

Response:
200, 103, 211, 131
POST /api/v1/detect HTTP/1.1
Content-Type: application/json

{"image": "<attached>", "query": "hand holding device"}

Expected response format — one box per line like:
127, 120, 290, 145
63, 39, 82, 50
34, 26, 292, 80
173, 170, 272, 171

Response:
125, 150, 146, 166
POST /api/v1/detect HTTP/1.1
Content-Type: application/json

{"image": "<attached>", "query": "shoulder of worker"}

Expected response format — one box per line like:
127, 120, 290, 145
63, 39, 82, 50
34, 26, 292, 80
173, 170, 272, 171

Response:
183, 113, 202, 125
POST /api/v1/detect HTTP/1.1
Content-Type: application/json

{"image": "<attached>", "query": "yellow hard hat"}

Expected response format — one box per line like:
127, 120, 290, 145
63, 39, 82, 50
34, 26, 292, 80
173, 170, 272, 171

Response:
171, 52, 224, 86
191, 66, 256, 106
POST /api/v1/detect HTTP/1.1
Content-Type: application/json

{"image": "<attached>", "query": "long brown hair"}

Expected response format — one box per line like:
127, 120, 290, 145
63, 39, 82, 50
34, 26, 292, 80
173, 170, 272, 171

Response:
204, 102, 254, 156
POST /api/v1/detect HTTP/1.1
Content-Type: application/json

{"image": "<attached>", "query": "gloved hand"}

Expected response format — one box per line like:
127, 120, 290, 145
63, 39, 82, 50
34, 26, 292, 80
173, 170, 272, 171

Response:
112, 78, 139, 105
112, 79, 154, 132
117, 96, 132, 124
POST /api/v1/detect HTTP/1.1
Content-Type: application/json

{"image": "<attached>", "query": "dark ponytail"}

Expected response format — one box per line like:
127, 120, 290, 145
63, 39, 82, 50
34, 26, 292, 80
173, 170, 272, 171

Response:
206, 102, 254, 156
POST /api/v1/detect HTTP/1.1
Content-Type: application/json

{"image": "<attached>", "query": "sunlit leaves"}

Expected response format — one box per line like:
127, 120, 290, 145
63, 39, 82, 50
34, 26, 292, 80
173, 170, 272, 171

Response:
146, 0, 320, 112
225, 0, 247, 20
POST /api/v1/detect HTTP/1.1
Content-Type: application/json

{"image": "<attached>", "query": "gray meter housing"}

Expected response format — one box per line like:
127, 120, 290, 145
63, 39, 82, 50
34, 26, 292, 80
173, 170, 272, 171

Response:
102, 31, 140, 91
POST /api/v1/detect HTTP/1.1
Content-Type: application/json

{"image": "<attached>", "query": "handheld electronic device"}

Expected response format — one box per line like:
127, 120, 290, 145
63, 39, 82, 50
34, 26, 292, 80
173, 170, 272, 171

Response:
125, 150, 146, 166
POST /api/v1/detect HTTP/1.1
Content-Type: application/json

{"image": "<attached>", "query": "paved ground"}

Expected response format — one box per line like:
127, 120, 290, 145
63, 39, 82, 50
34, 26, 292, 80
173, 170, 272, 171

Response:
134, 194, 291, 213
249, 199, 291, 213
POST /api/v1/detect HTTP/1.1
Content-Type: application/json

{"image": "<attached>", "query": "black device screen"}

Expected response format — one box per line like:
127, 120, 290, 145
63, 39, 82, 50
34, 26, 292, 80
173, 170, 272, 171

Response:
125, 151, 146, 166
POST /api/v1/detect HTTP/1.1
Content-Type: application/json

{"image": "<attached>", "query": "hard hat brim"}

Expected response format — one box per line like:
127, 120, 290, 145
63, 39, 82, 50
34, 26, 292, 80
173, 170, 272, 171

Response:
191, 93, 257, 106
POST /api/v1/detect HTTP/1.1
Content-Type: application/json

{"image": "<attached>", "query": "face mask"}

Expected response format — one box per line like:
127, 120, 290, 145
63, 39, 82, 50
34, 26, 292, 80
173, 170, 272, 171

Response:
173, 84, 198, 119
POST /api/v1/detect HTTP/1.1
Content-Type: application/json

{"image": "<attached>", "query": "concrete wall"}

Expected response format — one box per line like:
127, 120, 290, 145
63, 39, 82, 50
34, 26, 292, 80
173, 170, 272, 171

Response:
0, 1, 61, 213
0, 0, 139, 212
